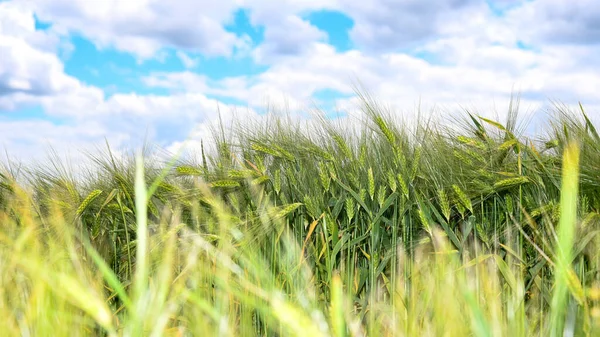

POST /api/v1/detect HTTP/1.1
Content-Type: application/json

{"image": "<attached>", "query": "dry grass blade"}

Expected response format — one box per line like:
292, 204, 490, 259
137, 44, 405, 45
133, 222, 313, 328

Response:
300, 213, 325, 264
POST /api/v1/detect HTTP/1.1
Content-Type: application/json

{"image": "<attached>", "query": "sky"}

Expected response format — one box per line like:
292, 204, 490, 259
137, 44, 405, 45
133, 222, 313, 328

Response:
1, 0, 599, 165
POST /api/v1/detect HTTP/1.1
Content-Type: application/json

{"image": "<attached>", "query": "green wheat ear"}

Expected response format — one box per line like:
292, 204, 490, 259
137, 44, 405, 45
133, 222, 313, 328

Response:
377, 186, 386, 207
332, 133, 352, 158
374, 115, 396, 145
387, 171, 397, 192
418, 208, 432, 234
269, 202, 303, 220
493, 176, 530, 190
76, 189, 103, 216
453, 184, 473, 213
398, 173, 409, 198
411, 146, 421, 179
251, 175, 270, 186
209, 180, 241, 188
176, 165, 203, 176
457, 135, 486, 150
345, 197, 355, 221
438, 188, 451, 221
251, 142, 279, 157
318, 162, 330, 192
367, 167, 375, 200
273, 169, 281, 194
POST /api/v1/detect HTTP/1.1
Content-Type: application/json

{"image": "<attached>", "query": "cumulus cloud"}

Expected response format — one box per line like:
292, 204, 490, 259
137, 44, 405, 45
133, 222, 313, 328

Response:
0, 2, 103, 117
0, 3, 68, 96
0, 1, 62, 53
0, 118, 126, 168
142, 72, 209, 92
506, 0, 600, 46
338, 0, 482, 52
144, 37, 600, 133
24, 0, 247, 60
251, 14, 327, 63
0, 36, 79, 97
1, 91, 249, 165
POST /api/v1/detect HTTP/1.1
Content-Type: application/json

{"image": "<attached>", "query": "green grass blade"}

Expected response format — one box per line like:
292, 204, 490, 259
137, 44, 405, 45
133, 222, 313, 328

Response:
549, 141, 580, 336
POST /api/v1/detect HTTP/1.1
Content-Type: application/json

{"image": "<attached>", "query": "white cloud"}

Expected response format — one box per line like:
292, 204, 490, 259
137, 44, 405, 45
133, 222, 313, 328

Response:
0, 35, 75, 96
0, 118, 127, 168
0, 1, 63, 53
176, 51, 199, 69
25, 0, 247, 60
142, 71, 209, 92
1, 90, 251, 165
251, 14, 327, 63
505, 0, 600, 46
144, 36, 600, 132
337, 0, 483, 52
0, 2, 103, 117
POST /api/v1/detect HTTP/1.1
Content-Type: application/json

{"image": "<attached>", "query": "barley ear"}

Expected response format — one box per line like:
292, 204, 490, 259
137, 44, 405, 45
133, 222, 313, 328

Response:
368, 167, 375, 200
76, 189, 103, 216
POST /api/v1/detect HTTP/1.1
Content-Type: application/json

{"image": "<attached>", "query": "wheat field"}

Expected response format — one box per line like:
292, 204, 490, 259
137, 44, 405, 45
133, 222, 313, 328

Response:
1, 95, 599, 336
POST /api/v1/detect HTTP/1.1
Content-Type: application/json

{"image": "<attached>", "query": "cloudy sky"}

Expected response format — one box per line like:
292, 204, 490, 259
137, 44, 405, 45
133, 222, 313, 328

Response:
1, 0, 598, 164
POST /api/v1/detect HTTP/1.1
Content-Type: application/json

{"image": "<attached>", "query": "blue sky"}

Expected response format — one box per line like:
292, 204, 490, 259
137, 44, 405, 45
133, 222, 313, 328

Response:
1, 0, 599, 163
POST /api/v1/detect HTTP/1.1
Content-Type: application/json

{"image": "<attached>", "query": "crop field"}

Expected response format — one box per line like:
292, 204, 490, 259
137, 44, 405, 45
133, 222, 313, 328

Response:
1, 96, 599, 336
